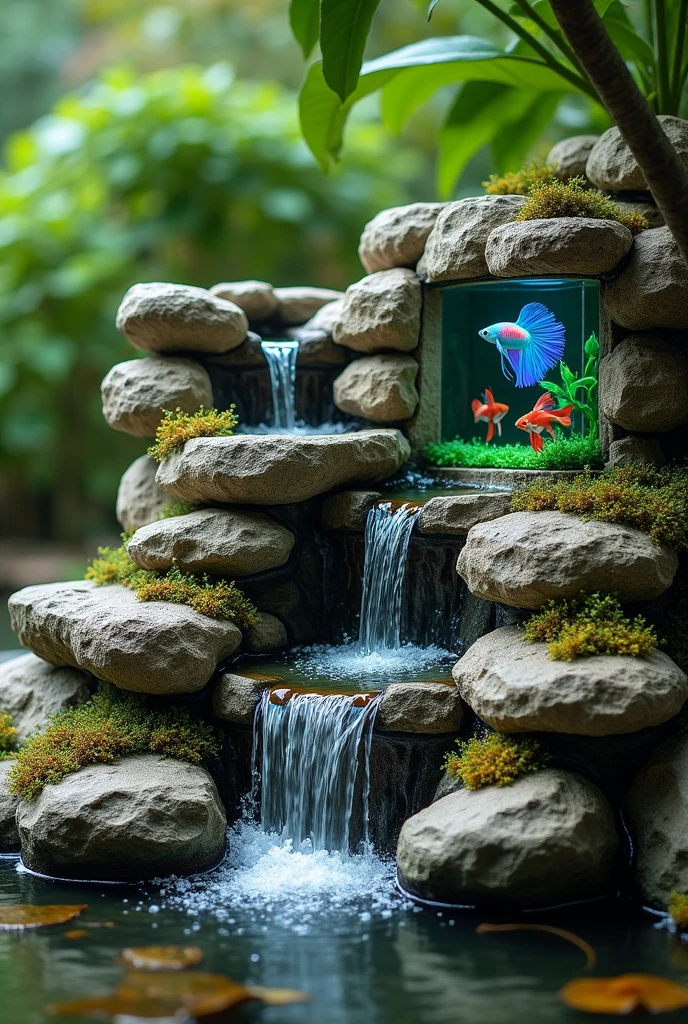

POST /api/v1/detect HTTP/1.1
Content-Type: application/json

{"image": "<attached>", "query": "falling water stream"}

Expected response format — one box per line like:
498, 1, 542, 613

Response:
359, 502, 422, 653
260, 338, 299, 430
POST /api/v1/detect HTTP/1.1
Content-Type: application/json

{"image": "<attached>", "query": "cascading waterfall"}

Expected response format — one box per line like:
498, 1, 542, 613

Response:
359, 502, 422, 654
261, 339, 299, 430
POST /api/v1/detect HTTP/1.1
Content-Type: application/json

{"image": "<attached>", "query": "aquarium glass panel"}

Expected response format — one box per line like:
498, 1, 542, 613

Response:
440, 278, 599, 446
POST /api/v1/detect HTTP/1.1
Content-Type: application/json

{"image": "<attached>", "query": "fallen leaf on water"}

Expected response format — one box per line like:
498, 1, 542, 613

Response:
119, 946, 204, 971
247, 984, 311, 1005
476, 922, 596, 969
561, 974, 688, 1015
49, 969, 309, 1020
64, 929, 90, 940
0, 905, 87, 931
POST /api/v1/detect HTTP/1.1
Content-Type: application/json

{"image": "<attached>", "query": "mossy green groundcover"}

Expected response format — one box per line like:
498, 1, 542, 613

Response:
425, 432, 603, 470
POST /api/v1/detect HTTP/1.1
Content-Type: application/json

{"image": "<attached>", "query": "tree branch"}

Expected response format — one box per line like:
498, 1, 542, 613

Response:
549, 0, 688, 267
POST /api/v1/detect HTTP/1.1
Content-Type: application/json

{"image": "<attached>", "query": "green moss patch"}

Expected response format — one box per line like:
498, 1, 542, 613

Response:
443, 733, 550, 791
148, 406, 238, 462
483, 163, 558, 195
523, 593, 657, 661
516, 176, 648, 234
424, 432, 602, 470
0, 713, 17, 760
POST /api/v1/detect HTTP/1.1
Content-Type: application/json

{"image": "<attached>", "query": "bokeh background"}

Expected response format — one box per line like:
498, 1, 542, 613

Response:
0, 0, 604, 643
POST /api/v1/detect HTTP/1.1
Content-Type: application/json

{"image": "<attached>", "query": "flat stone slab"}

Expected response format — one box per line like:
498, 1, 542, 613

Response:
486, 217, 632, 278
17, 754, 226, 881
101, 356, 212, 437
397, 768, 618, 907
0, 652, 90, 744
418, 492, 511, 535
116, 455, 169, 534
9, 581, 241, 695
116, 282, 248, 354
156, 429, 410, 505
376, 681, 461, 734
457, 511, 677, 609
127, 508, 295, 576
454, 626, 688, 736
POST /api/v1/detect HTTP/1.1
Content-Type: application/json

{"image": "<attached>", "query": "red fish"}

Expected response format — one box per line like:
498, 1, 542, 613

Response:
515, 392, 575, 452
471, 389, 509, 443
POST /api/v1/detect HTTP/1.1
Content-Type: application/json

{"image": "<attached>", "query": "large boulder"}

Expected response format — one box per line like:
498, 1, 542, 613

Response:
457, 511, 677, 609
210, 280, 278, 322
16, 755, 226, 881
333, 268, 421, 353
586, 117, 688, 191
418, 492, 511, 535
603, 227, 688, 330
358, 203, 445, 273
101, 356, 213, 437
599, 335, 688, 432
546, 135, 599, 178
0, 653, 90, 745
627, 735, 688, 906
485, 218, 632, 278
454, 626, 688, 736
397, 769, 618, 906
8, 581, 241, 695
376, 681, 461, 734
0, 761, 19, 853
116, 455, 169, 534
420, 195, 527, 282
116, 282, 248, 354
127, 508, 295, 576
273, 286, 344, 325
333, 354, 419, 422
155, 429, 410, 505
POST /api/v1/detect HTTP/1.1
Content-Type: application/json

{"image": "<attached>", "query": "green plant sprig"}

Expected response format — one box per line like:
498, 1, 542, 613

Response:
540, 332, 599, 431
148, 406, 238, 462
443, 733, 550, 791
523, 592, 657, 661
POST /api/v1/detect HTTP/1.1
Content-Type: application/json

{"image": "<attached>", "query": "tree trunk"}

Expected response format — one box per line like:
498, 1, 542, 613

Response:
549, 0, 688, 266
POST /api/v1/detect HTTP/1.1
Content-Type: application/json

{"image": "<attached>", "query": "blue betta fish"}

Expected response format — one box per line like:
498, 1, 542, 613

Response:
478, 302, 566, 388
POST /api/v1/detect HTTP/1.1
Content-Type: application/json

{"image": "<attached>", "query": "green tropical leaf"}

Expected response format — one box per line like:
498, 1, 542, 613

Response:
320, 0, 382, 102
539, 381, 568, 399
489, 90, 562, 175
560, 361, 576, 389
605, 15, 655, 69
290, 0, 321, 60
592, 0, 616, 14
584, 332, 599, 357
574, 376, 598, 390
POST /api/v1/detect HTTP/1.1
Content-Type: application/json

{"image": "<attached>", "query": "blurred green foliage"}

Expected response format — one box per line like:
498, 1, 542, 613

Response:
0, 62, 415, 540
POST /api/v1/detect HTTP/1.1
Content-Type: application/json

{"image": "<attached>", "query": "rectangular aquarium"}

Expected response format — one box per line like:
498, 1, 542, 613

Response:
440, 278, 600, 447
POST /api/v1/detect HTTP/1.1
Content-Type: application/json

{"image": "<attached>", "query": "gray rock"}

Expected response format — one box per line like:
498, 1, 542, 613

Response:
0, 761, 19, 853
333, 269, 421, 353
116, 455, 169, 534
9, 581, 241, 695
454, 626, 688, 736
209, 280, 278, 322
274, 286, 344, 325
376, 682, 461, 734
614, 200, 664, 229
301, 297, 345, 336
127, 508, 295, 576
101, 356, 213, 437
358, 203, 445, 274
0, 653, 90, 744
320, 490, 381, 531
457, 510, 678, 609
608, 436, 666, 469
242, 612, 288, 654
603, 226, 688, 329
212, 671, 278, 725
599, 334, 688, 432
156, 429, 410, 505
116, 282, 248, 354
418, 492, 511, 535
17, 755, 226, 881
486, 217, 633, 278
546, 135, 599, 178
421, 195, 528, 282
434, 770, 464, 803
587, 116, 688, 191
333, 354, 419, 422
397, 769, 618, 906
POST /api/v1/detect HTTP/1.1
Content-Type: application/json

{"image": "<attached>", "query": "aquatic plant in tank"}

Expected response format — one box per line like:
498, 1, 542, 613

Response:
428, 278, 602, 469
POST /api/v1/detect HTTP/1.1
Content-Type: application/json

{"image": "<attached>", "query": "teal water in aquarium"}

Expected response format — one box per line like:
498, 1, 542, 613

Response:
1, 854, 684, 1024
441, 278, 599, 446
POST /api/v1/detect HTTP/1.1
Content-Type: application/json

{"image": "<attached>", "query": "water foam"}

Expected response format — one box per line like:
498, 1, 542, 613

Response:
292, 642, 454, 687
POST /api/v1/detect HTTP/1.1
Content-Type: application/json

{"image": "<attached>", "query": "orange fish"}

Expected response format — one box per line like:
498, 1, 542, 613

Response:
515, 392, 575, 452
471, 389, 509, 443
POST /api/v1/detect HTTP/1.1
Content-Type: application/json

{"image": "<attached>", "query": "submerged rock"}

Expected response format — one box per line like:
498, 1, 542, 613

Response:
9, 581, 241, 695
127, 508, 295, 576
603, 227, 688, 330
587, 117, 688, 191
116, 282, 248, 354
627, 735, 688, 906
333, 354, 419, 422
397, 768, 618, 906
486, 218, 632, 278
454, 626, 688, 736
376, 682, 462, 734
599, 334, 688, 432
209, 280, 278, 322
358, 203, 445, 274
17, 754, 226, 881
333, 268, 421, 353
420, 195, 527, 282
0, 652, 90, 745
0, 761, 19, 853
155, 429, 410, 505
116, 454, 170, 534
457, 511, 678, 609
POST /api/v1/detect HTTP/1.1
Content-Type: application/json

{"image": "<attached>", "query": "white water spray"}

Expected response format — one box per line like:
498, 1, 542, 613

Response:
261, 338, 299, 430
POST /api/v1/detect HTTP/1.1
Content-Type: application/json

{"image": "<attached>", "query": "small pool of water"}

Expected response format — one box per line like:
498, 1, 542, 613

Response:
379, 470, 510, 504
1, 850, 684, 1024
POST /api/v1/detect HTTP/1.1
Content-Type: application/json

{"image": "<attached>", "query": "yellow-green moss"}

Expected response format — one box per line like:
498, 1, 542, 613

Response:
0, 713, 17, 759
148, 405, 238, 462
85, 544, 257, 630
8, 684, 219, 801
669, 892, 688, 930
523, 593, 657, 661
443, 733, 550, 791
483, 163, 558, 195
516, 176, 648, 234
510, 465, 688, 549
158, 500, 200, 520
